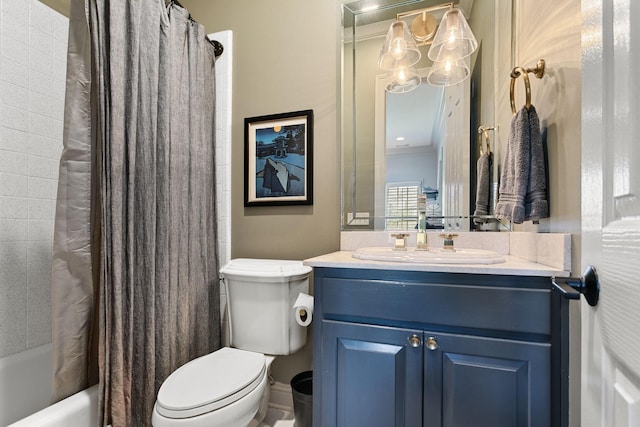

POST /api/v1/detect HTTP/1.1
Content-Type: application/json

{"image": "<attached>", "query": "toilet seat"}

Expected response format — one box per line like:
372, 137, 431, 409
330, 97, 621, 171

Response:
155, 347, 266, 419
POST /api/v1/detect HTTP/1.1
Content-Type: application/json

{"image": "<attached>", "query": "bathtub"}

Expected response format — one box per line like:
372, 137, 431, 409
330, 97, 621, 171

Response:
1, 344, 98, 427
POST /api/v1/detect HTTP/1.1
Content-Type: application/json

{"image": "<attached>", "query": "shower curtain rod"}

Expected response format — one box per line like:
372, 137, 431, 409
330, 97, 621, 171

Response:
207, 37, 224, 59
169, 0, 224, 58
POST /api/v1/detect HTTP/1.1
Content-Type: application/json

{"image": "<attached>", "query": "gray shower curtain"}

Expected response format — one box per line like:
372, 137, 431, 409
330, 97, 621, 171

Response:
51, 0, 221, 425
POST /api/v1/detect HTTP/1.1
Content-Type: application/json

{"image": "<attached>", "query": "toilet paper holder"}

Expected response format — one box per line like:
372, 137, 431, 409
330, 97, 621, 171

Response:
294, 293, 314, 327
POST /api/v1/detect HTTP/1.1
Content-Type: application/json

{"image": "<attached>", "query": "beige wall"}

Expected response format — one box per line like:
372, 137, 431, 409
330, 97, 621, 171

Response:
39, 0, 69, 16
184, 0, 341, 261
182, 0, 342, 382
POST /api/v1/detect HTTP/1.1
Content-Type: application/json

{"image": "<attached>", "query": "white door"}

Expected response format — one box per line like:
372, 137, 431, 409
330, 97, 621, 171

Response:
581, 0, 640, 425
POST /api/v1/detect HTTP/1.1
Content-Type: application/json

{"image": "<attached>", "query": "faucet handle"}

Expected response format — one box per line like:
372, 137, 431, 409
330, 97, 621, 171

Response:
438, 233, 458, 251
439, 233, 459, 239
391, 233, 409, 251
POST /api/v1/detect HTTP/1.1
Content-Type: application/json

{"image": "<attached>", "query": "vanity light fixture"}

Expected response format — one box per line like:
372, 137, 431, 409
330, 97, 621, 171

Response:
379, 2, 478, 90
410, 12, 437, 43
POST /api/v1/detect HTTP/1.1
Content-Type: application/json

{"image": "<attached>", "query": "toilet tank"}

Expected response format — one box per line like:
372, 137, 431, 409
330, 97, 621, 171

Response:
220, 258, 312, 355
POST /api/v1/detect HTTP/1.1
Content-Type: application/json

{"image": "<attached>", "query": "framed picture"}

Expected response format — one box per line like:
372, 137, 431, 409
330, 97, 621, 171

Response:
244, 110, 314, 206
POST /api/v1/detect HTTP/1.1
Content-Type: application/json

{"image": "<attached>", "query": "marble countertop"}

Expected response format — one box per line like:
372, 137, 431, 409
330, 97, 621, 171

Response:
304, 251, 571, 277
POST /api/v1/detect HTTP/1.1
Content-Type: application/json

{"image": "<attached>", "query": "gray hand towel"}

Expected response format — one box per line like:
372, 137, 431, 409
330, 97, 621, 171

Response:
496, 105, 548, 224
473, 152, 492, 224
524, 107, 549, 221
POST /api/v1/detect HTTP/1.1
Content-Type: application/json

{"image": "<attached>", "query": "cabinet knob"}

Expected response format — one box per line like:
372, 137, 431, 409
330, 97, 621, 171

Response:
426, 336, 439, 351
408, 334, 422, 347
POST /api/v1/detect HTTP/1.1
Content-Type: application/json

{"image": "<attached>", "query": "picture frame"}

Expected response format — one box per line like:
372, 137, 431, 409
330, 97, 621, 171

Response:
244, 110, 314, 206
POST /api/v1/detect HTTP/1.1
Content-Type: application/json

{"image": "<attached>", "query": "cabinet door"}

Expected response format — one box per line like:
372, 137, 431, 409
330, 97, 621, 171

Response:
423, 332, 551, 427
321, 320, 423, 427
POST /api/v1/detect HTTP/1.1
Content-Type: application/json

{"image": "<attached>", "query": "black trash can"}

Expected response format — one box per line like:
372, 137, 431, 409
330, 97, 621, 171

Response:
290, 370, 312, 427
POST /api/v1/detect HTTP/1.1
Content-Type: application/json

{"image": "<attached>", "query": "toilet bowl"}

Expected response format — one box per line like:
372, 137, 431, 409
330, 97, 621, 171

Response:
152, 259, 312, 427
152, 348, 274, 427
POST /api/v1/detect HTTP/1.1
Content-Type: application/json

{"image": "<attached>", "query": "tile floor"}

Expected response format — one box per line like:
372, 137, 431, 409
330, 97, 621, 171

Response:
257, 382, 298, 427
260, 407, 296, 427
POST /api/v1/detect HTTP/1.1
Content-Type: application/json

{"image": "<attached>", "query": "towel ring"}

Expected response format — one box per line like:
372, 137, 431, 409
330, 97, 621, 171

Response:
477, 126, 495, 155
510, 59, 545, 115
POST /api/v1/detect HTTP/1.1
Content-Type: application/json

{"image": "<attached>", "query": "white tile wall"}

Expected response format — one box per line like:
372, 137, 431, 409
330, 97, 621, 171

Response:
211, 30, 232, 269
0, 0, 68, 357
208, 30, 233, 346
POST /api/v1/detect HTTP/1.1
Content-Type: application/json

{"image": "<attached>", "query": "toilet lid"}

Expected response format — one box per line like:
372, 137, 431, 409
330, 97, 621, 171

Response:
220, 258, 312, 280
156, 347, 266, 419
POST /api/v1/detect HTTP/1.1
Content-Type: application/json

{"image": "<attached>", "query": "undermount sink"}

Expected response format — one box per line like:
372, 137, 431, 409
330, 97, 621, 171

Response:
352, 247, 506, 265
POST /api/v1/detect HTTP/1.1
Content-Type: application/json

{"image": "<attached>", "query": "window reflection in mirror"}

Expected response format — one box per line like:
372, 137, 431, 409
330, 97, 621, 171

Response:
342, 0, 513, 232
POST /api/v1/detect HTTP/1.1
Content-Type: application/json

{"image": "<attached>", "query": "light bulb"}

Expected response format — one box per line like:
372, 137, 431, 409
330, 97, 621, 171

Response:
391, 38, 407, 59
446, 27, 460, 50
397, 68, 407, 82
444, 59, 452, 73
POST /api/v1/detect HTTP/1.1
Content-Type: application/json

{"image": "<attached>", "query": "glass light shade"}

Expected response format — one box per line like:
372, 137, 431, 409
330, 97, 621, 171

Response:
427, 8, 478, 62
378, 20, 421, 70
427, 55, 470, 87
385, 66, 421, 93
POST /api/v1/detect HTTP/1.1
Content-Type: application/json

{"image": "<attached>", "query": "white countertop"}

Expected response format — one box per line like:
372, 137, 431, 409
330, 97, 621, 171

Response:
304, 251, 571, 277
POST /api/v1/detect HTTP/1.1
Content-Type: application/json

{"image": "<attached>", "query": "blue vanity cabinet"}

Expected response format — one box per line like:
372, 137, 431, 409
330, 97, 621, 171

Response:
321, 320, 424, 427
422, 331, 550, 427
312, 267, 567, 427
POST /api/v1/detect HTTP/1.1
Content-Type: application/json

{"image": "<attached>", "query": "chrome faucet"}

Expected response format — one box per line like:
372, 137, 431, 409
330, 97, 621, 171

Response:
416, 211, 428, 251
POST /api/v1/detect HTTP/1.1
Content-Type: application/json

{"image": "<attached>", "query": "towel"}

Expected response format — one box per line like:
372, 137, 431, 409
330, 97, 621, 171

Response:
523, 108, 549, 222
473, 152, 492, 224
495, 105, 548, 224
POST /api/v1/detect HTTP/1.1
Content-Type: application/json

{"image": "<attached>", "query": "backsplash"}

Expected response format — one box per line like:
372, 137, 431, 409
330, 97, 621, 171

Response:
509, 231, 571, 272
340, 231, 571, 272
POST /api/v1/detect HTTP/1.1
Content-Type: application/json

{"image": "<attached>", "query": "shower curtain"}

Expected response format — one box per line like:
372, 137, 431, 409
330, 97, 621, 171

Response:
51, 0, 221, 425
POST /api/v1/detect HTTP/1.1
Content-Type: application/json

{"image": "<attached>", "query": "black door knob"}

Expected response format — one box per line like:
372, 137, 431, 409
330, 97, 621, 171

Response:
551, 265, 600, 307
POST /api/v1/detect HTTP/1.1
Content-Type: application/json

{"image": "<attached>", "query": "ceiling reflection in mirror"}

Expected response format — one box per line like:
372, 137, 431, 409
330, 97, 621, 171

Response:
342, 0, 513, 232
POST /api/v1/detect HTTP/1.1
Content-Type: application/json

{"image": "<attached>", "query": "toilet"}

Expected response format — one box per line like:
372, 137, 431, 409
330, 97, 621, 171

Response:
152, 258, 312, 427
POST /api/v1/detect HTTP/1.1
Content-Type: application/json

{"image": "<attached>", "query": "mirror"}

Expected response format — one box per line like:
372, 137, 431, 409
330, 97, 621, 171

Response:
377, 76, 444, 230
341, 0, 513, 231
